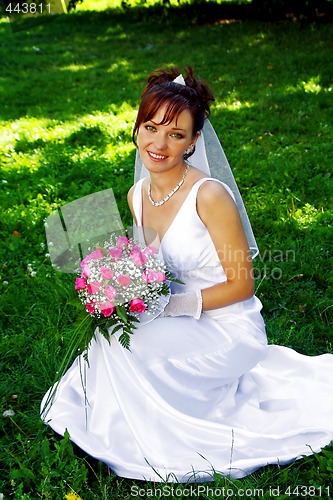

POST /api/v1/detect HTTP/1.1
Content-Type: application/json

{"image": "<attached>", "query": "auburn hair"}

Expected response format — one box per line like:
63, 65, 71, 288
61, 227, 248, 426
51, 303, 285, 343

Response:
132, 67, 215, 146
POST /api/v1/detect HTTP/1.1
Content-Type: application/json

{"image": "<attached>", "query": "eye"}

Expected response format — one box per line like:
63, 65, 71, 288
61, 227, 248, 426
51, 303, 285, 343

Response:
170, 133, 184, 139
145, 125, 156, 132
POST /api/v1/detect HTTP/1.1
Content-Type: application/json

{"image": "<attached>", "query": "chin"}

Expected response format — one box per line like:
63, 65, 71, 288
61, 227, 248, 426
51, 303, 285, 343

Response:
144, 158, 168, 173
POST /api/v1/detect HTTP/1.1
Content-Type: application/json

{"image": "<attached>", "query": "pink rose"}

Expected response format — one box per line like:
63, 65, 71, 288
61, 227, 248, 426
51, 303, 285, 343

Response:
130, 249, 148, 267
108, 248, 122, 261
155, 271, 166, 282
100, 266, 114, 280
104, 285, 117, 300
129, 298, 147, 313
87, 281, 102, 294
142, 270, 166, 283
81, 248, 104, 267
116, 236, 129, 249
100, 302, 115, 317
117, 274, 131, 287
85, 302, 95, 315
75, 277, 87, 290
89, 248, 104, 259
81, 264, 91, 278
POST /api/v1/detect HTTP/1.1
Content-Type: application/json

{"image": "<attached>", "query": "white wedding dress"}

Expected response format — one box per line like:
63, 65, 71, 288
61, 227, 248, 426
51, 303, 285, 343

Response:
41, 178, 333, 482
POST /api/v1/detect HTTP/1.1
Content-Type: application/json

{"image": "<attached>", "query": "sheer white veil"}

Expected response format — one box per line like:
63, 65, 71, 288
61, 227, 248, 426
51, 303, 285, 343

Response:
134, 74, 259, 259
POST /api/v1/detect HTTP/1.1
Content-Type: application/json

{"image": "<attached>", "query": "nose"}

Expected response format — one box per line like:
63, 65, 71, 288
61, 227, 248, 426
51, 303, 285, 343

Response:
153, 132, 167, 151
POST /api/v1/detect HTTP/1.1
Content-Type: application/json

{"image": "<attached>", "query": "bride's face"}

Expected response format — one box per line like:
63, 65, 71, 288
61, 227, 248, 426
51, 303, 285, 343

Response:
137, 106, 196, 174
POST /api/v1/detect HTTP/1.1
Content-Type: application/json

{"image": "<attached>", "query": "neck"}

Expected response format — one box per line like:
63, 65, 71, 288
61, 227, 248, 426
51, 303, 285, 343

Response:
149, 161, 187, 194
147, 162, 189, 207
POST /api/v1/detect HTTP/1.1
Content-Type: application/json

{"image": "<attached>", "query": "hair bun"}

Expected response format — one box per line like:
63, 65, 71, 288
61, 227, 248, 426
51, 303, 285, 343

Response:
144, 66, 215, 113
183, 67, 215, 110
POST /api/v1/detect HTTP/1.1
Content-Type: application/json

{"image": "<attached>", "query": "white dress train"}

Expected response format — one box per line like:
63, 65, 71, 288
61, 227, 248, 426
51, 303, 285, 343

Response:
41, 178, 333, 482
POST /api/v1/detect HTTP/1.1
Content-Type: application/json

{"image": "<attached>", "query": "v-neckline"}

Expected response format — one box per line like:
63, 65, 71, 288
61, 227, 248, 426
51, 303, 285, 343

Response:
139, 178, 207, 245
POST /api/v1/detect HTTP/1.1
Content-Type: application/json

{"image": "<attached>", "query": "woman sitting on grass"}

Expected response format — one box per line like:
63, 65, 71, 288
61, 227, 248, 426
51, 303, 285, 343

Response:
41, 66, 333, 482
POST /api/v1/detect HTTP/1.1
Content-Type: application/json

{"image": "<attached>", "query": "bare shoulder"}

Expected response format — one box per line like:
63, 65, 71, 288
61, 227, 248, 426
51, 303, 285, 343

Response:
197, 179, 241, 228
197, 179, 236, 208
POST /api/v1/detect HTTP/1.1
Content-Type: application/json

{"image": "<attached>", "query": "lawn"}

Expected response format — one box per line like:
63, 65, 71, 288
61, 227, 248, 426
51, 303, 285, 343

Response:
0, 1, 333, 498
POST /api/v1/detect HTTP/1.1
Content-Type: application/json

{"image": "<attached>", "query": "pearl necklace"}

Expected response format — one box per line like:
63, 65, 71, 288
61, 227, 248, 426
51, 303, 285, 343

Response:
147, 164, 189, 207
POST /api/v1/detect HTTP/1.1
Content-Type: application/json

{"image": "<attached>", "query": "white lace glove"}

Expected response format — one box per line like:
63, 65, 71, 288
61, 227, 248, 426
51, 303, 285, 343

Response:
160, 290, 202, 320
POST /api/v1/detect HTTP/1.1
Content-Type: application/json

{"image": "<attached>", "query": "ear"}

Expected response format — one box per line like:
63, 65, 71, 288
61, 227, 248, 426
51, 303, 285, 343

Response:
192, 131, 200, 146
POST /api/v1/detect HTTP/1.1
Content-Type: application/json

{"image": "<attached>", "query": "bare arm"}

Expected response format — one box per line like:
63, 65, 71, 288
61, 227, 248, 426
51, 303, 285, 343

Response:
197, 181, 254, 311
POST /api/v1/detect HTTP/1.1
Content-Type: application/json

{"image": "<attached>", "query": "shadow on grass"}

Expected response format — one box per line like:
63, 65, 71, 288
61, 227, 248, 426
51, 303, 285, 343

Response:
2, 0, 333, 28
0, 12, 332, 123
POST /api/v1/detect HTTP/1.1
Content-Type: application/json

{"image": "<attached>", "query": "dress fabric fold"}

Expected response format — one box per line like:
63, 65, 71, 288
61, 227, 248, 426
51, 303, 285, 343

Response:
41, 178, 333, 482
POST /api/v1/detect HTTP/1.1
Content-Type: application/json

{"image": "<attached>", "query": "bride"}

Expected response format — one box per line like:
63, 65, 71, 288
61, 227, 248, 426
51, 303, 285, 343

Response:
41, 67, 333, 482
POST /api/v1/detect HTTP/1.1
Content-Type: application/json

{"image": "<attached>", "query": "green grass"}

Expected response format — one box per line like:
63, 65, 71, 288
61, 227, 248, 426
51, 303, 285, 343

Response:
1, 1, 333, 498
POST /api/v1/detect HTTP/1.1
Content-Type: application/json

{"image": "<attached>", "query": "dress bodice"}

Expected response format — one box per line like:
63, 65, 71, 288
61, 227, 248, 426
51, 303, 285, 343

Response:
132, 178, 230, 294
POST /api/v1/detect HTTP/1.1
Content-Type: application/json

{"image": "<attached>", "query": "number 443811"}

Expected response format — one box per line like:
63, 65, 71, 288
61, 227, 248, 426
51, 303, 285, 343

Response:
284, 485, 330, 496
5, 3, 51, 14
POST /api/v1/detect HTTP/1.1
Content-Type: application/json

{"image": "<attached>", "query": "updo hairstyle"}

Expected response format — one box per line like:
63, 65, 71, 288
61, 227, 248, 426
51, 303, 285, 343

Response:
132, 67, 215, 148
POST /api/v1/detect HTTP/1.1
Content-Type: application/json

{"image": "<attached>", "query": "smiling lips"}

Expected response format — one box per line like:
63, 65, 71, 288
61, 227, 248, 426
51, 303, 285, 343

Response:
148, 151, 168, 161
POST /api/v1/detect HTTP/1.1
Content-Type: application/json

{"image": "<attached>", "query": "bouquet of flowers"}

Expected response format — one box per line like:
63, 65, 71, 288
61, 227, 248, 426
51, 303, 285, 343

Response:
74, 234, 176, 349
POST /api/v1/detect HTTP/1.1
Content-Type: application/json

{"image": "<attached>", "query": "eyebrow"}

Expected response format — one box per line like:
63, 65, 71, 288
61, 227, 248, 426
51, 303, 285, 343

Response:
149, 120, 186, 132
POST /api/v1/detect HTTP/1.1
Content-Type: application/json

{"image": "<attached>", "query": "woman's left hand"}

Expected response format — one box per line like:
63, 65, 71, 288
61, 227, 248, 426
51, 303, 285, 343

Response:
159, 290, 202, 320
